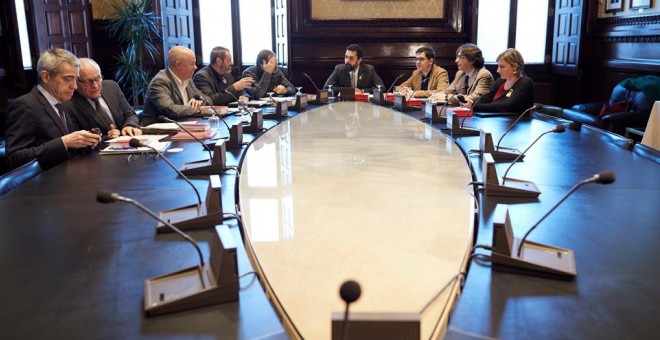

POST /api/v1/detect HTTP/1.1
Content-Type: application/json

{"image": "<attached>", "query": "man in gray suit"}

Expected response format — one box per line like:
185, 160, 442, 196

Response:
141, 46, 208, 125
66, 58, 141, 139
5, 48, 101, 170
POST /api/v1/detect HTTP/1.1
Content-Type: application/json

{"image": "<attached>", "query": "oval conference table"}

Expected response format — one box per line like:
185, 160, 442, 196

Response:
1, 100, 659, 339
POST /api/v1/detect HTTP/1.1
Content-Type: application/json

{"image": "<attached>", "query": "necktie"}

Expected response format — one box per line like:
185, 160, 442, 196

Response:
462, 75, 470, 94
54, 103, 68, 133
350, 71, 357, 88
92, 98, 115, 128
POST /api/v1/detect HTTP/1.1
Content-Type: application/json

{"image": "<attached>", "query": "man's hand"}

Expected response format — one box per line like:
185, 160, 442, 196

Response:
62, 130, 102, 149
273, 85, 287, 95
262, 58, 277, 74
121, 126, 142, 136
234, 77, 255, 91
187, 97, 204, 110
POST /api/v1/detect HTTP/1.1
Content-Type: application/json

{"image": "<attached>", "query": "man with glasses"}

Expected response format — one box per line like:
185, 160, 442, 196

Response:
5, 48, 101, 170
65, 58, 141, 139
193, 46, 254, 105
142, 46, 208, 125
433, 44, 493, 105
398, 46, 448, 98
324, 44, 384, 94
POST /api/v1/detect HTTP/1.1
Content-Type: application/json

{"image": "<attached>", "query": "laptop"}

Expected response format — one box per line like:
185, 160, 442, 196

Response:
474, 111, 520, 118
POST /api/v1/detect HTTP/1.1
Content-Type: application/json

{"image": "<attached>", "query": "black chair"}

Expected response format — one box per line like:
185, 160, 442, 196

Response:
632, 143, 660, 164
562, 76, 657, 134
580, 124, 635, 150
531, 111, 578, 131
535, 103, 563, 117
0, 159, 43, 196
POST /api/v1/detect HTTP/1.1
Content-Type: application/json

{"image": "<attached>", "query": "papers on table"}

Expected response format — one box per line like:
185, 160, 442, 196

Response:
101, 135, 171, 155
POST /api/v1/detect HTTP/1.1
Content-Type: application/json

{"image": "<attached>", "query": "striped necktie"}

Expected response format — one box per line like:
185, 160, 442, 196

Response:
54, 103, 68, 133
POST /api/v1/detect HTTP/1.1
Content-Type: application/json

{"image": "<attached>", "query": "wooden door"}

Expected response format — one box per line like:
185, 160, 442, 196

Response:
31, 0, 92, 57
160, 0, 195, 64
552, 0, 585, 76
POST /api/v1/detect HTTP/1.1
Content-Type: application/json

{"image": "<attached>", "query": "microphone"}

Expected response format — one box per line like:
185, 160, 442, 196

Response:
495, 104, 543, 150
96, 189, 205, 268
129, 138, 202, 207
516, 170, 615, 257
159, 116, 215, 160
501, 125, 566, 183
460, 90, 491, 128
386, 74, 405, 94
302, 72, 320, 92
339, 280, 361, 340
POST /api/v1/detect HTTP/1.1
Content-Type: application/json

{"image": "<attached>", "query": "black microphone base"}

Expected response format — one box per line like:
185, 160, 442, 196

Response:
485, 178, 541, 198
331, 312, 421, 340
157, 203, 225, 233
488, 150, 525, 163
446, 127, 481, 137
424, 102, 447, 124
179, 159, 224, 176
491, 205, 576, 280
145, 225, 239, 316
243, 110, 264, 133
491, 242, 577, 280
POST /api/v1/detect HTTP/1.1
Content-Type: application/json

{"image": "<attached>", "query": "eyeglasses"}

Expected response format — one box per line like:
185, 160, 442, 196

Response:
415, 57, 428, 62
77, 75, 103, 87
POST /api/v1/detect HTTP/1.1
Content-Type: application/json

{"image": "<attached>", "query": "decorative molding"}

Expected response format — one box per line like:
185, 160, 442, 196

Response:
295, 0, 462, 32
291, 36, 466, 44
588, 34, 660, 43
596, 14, 660, 27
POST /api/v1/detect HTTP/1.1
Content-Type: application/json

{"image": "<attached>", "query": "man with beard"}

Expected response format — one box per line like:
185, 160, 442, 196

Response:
324, 44, 384, 94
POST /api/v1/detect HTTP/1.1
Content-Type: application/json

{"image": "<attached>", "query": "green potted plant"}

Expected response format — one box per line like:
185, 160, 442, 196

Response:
106, 0, 161, 107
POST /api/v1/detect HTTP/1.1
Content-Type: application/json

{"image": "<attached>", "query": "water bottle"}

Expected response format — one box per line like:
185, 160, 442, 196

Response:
208, 112, 220, 131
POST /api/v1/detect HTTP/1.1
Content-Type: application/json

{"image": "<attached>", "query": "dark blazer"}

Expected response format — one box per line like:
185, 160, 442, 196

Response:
473, 76, 535, 114
5, 87, 77, 170
193, 65, 244, 106
65, 80, 140, 136
324, 63, 385, 94
142, 69, 209, 125
242, 66, 295, 99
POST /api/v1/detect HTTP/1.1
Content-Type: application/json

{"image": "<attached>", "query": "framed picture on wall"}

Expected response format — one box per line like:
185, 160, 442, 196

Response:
605, 0, 624, 12
630, 0, 652, 9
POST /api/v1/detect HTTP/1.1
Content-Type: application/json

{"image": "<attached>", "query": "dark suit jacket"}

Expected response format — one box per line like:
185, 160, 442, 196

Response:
193, 65, 244, 106
473, 76, 535, 114
5, 87, 77, 170
65, 80, 140, 136
142, 69, 209, 125
324, 63, 385, 94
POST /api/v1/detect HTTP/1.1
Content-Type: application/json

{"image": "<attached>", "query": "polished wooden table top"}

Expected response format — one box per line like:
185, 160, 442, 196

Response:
238, 102, 475, 339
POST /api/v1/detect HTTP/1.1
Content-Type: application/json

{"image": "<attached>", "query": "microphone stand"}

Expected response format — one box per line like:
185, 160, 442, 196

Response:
159, 116, 230, 176
129, 138, 228, 232
425, 93, 456, 124
489, 170, 615, 279
303, 72, 329, 105
517, 171, 615, 257
459, 90, 491, 129
502, 125, 565, 183
217, 90, 245, 149
97, 189, 241, 315
97, 190, 205, 268
495, 104, 540, 150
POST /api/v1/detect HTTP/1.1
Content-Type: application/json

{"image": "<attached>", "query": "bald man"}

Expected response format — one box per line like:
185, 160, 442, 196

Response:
65, 58, 141, 139
141, 46, 210, 125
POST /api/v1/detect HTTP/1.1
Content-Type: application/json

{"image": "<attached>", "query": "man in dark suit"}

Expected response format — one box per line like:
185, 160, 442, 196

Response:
65, 58, 141, 139
141, 46, 208, 125
5, 48, 101, 171
324, 44, 385, 94
193, 46, 254, 105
